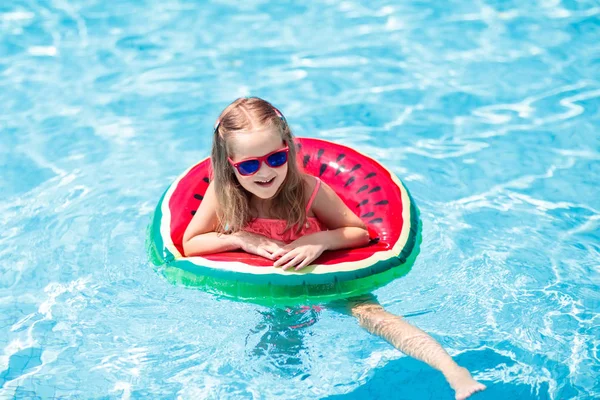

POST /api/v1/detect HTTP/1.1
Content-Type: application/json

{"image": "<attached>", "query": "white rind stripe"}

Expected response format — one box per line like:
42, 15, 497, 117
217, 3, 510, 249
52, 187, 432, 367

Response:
160, 145, 413, 276
160, 160, 203, 260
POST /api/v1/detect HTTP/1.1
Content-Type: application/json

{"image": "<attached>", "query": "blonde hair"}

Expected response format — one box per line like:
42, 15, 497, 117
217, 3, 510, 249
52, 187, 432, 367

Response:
211, 97, 307, 234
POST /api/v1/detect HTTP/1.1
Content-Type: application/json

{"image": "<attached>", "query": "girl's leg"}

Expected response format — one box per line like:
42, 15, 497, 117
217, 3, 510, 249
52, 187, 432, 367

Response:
345, 296, 486, 400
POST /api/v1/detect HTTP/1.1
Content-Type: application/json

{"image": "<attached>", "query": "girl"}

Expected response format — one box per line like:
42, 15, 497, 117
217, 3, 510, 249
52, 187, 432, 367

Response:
182, 97, 486, 400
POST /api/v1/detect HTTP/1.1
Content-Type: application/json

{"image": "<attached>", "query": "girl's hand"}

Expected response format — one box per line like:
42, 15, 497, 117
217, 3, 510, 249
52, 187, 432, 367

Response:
272, 235, 328, 271
235, 231, 286, 260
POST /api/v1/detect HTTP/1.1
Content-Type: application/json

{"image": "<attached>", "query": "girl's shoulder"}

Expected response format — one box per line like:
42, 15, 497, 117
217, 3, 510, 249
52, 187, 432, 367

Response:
300, 173, 318, 191
300, 173, 323, 216
300, 173, 321, 199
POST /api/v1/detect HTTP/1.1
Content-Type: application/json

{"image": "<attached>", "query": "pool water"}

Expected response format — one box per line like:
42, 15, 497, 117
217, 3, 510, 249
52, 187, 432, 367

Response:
1, 0, 599, 399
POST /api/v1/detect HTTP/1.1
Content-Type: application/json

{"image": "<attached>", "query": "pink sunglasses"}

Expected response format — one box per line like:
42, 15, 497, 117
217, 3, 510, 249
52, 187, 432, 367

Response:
228, 146, 290, 176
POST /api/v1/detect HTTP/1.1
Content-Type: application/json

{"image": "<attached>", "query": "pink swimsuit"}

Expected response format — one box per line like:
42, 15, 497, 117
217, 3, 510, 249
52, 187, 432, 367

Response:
243, 177, 327, 243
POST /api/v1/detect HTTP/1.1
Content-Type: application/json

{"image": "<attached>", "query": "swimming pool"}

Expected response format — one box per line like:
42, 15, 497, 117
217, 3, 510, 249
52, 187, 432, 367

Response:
1, 0, 599, 398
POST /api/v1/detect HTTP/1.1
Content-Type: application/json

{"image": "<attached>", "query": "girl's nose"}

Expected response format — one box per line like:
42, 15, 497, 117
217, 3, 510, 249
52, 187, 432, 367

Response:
256, 160, 273, 175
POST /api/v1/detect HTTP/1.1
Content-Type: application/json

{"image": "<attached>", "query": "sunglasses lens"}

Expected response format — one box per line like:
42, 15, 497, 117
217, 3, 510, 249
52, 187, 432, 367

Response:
267, 151, 288, 167
237, 160, 260, 175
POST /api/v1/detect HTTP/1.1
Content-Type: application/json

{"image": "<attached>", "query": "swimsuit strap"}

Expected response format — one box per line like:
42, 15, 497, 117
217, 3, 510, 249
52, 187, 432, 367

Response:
305, 177, 321, 213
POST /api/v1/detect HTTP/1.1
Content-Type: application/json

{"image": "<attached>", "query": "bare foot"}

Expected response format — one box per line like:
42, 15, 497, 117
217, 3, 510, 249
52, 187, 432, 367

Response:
445, 366, 487, 400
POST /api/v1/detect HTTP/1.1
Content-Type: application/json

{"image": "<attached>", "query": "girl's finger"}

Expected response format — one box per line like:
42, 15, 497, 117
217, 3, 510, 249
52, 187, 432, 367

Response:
274, 250, 298, 268
271, 249, 282, 260
281, 254, 304, 271
273, 252, 293, 267
272, 247, 292, 260
261, 245, 275, 254
294, 257, 312, 271
264, 248, 279, 258
255, 248, 274, 260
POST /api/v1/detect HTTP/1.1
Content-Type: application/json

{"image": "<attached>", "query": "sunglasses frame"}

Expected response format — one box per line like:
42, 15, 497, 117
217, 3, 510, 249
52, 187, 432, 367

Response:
228, 146, 290, 176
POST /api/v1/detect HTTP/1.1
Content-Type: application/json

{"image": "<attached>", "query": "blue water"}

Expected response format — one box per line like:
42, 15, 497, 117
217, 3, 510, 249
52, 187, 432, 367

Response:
1, 0, 599, 398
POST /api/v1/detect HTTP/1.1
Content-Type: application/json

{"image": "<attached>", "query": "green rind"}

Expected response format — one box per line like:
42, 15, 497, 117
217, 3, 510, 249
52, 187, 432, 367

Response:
146, 188, 169, 266
146, 182, 422, 306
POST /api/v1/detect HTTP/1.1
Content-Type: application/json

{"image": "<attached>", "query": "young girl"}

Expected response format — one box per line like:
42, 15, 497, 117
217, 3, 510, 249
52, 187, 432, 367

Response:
182, 97, 486, 400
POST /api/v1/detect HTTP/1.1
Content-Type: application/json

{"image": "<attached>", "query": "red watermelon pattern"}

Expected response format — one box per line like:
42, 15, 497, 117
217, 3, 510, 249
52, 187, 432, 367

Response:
165, 138, 406, 267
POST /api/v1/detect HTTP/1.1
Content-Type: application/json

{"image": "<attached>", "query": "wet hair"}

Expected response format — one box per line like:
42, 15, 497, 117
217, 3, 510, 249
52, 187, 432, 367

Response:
211, 97, 307, 234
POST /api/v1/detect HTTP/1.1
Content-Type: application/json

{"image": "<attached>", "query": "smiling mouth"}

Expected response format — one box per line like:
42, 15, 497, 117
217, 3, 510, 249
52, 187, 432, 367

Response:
255, 177, 275, 186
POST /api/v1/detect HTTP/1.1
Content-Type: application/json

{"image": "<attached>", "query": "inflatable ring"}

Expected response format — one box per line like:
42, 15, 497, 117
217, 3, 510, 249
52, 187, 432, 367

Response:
147, 138, 421, 305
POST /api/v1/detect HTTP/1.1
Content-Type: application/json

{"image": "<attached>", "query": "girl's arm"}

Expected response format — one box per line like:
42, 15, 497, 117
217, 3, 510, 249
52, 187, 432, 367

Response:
272, 178, 370, 269
182, 181, 240, 256
310, 178, 371, 249
182, 181, 285, 258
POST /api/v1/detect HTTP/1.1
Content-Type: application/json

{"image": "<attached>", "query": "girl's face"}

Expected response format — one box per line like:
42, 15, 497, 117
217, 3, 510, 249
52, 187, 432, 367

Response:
228, 127, 288, 200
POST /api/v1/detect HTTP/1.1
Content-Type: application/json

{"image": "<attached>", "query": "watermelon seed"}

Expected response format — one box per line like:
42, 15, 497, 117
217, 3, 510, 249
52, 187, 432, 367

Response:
335, 166, 344, 176
191, 210, 196, 216
344, 176, 355, 187
356, 199, 368, 207
361, 212, 375, 218
365, 172, 376, 180
203, 177, 209, 183
336, 154, 345, 162
357, 184, 368, 193
369, 218, 383, 224
303, 155, 310, 168
319, 163, 327, 176
317, 148, 324, 160
350, 164, 361, 173
368, 186, 381, 194
194, 194, 203, 200
375, 200, 388, 205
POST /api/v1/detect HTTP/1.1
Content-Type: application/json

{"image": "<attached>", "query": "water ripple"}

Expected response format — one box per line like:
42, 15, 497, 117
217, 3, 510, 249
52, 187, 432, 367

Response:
1, 0, 599, 398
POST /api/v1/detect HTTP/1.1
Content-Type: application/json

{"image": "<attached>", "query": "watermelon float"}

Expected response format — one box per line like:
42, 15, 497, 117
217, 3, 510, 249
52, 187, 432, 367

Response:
147, 138, 421, 305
